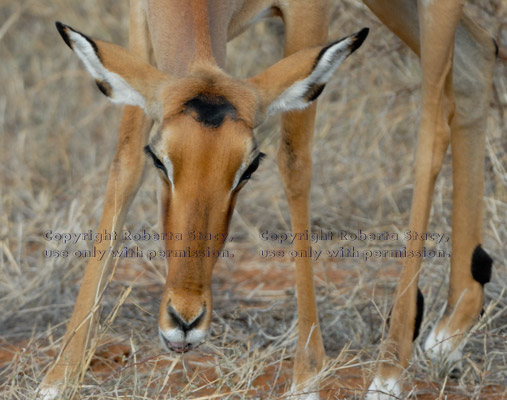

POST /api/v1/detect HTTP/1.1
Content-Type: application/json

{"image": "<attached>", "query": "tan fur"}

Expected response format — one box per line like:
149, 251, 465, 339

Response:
40, 0, 497, 398
160, 67, 258, 128
363, 1, 496, 391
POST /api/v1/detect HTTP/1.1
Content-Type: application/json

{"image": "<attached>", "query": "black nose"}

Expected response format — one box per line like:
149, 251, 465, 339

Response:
168, 306, 206, 333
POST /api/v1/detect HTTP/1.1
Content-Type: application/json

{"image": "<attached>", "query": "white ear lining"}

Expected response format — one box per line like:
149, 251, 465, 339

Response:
66, 30, 146, 109
311, 38, 353, 84
266, 37, 355, 115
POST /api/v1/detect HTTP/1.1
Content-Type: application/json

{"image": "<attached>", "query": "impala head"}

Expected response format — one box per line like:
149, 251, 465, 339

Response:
56, 22, 368, 353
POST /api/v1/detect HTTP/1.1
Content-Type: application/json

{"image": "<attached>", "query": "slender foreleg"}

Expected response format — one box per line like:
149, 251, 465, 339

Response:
277, 1, 330, 398
38, 1, 153, 398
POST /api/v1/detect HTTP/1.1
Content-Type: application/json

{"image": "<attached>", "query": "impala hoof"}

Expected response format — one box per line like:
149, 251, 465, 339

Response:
37, 385, 61, 400
289, 383, 320, 400
424, 326, 463, 365
366, 377, 402, 399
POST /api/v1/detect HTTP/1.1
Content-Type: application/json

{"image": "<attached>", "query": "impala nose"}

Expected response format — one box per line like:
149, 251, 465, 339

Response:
169, 305, 205, 333
159, 306, 207, 353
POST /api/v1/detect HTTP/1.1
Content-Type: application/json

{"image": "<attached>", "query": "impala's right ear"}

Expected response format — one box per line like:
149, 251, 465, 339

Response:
56, 22, 169, 120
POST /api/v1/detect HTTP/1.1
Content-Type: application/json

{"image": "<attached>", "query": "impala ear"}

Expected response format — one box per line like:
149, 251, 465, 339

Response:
248, 28, 368, 122
56, 22, 170, 120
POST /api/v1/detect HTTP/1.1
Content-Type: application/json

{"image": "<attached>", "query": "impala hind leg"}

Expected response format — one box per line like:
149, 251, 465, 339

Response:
367, 0, 464, 397
277, 2, 329, 398
363, 1, 497, 397
424, 16, 496, 366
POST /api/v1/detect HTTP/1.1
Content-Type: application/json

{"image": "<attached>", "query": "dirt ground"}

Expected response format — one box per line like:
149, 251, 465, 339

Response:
2, 246, 507, 399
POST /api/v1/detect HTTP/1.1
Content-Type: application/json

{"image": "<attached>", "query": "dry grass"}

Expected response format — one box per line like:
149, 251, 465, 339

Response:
0, 0, 506, 399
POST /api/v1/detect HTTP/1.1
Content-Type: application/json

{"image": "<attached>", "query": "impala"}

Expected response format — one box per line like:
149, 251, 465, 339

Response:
39, 0, 497, 399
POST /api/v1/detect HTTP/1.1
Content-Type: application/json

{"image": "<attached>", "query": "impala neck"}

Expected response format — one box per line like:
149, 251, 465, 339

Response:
145, 0, 231, 76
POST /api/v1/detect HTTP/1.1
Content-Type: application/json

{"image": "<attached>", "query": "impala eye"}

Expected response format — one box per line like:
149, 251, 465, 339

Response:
240, 152, 265, 182
144, 145, 168, 176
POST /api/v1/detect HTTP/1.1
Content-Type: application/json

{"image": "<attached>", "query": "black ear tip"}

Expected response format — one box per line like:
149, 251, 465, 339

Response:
350, 27, 369, 52
358, 27, 369, 40
55, 21, 67, 34
55, 21, 73, 49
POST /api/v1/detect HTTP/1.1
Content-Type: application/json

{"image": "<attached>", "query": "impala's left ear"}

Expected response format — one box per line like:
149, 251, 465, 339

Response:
56, 22, 171, 120
248, 28, 368, 123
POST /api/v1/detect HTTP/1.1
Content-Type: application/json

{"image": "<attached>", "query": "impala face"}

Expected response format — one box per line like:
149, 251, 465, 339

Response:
148, 75, 262, 352
55, 21, 368, 354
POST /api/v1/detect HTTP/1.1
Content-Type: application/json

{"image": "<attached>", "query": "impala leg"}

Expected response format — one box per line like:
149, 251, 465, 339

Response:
38, 2, 153, 398
277, 2, 329, 398
424, 17, 496, 364
368, 1, 464, 397
38, 107, 151, 399
365, 0, 495, 396
278, 106, 325, 399
362, 1, 497, 396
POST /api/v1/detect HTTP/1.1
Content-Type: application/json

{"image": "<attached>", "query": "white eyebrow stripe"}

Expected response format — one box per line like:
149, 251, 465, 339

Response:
232, 160, 248, 191
231, 138, 257, 191
163, 155, 174, 184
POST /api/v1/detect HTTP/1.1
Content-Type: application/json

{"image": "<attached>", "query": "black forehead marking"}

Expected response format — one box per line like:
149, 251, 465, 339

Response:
184, 93, 237, 128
